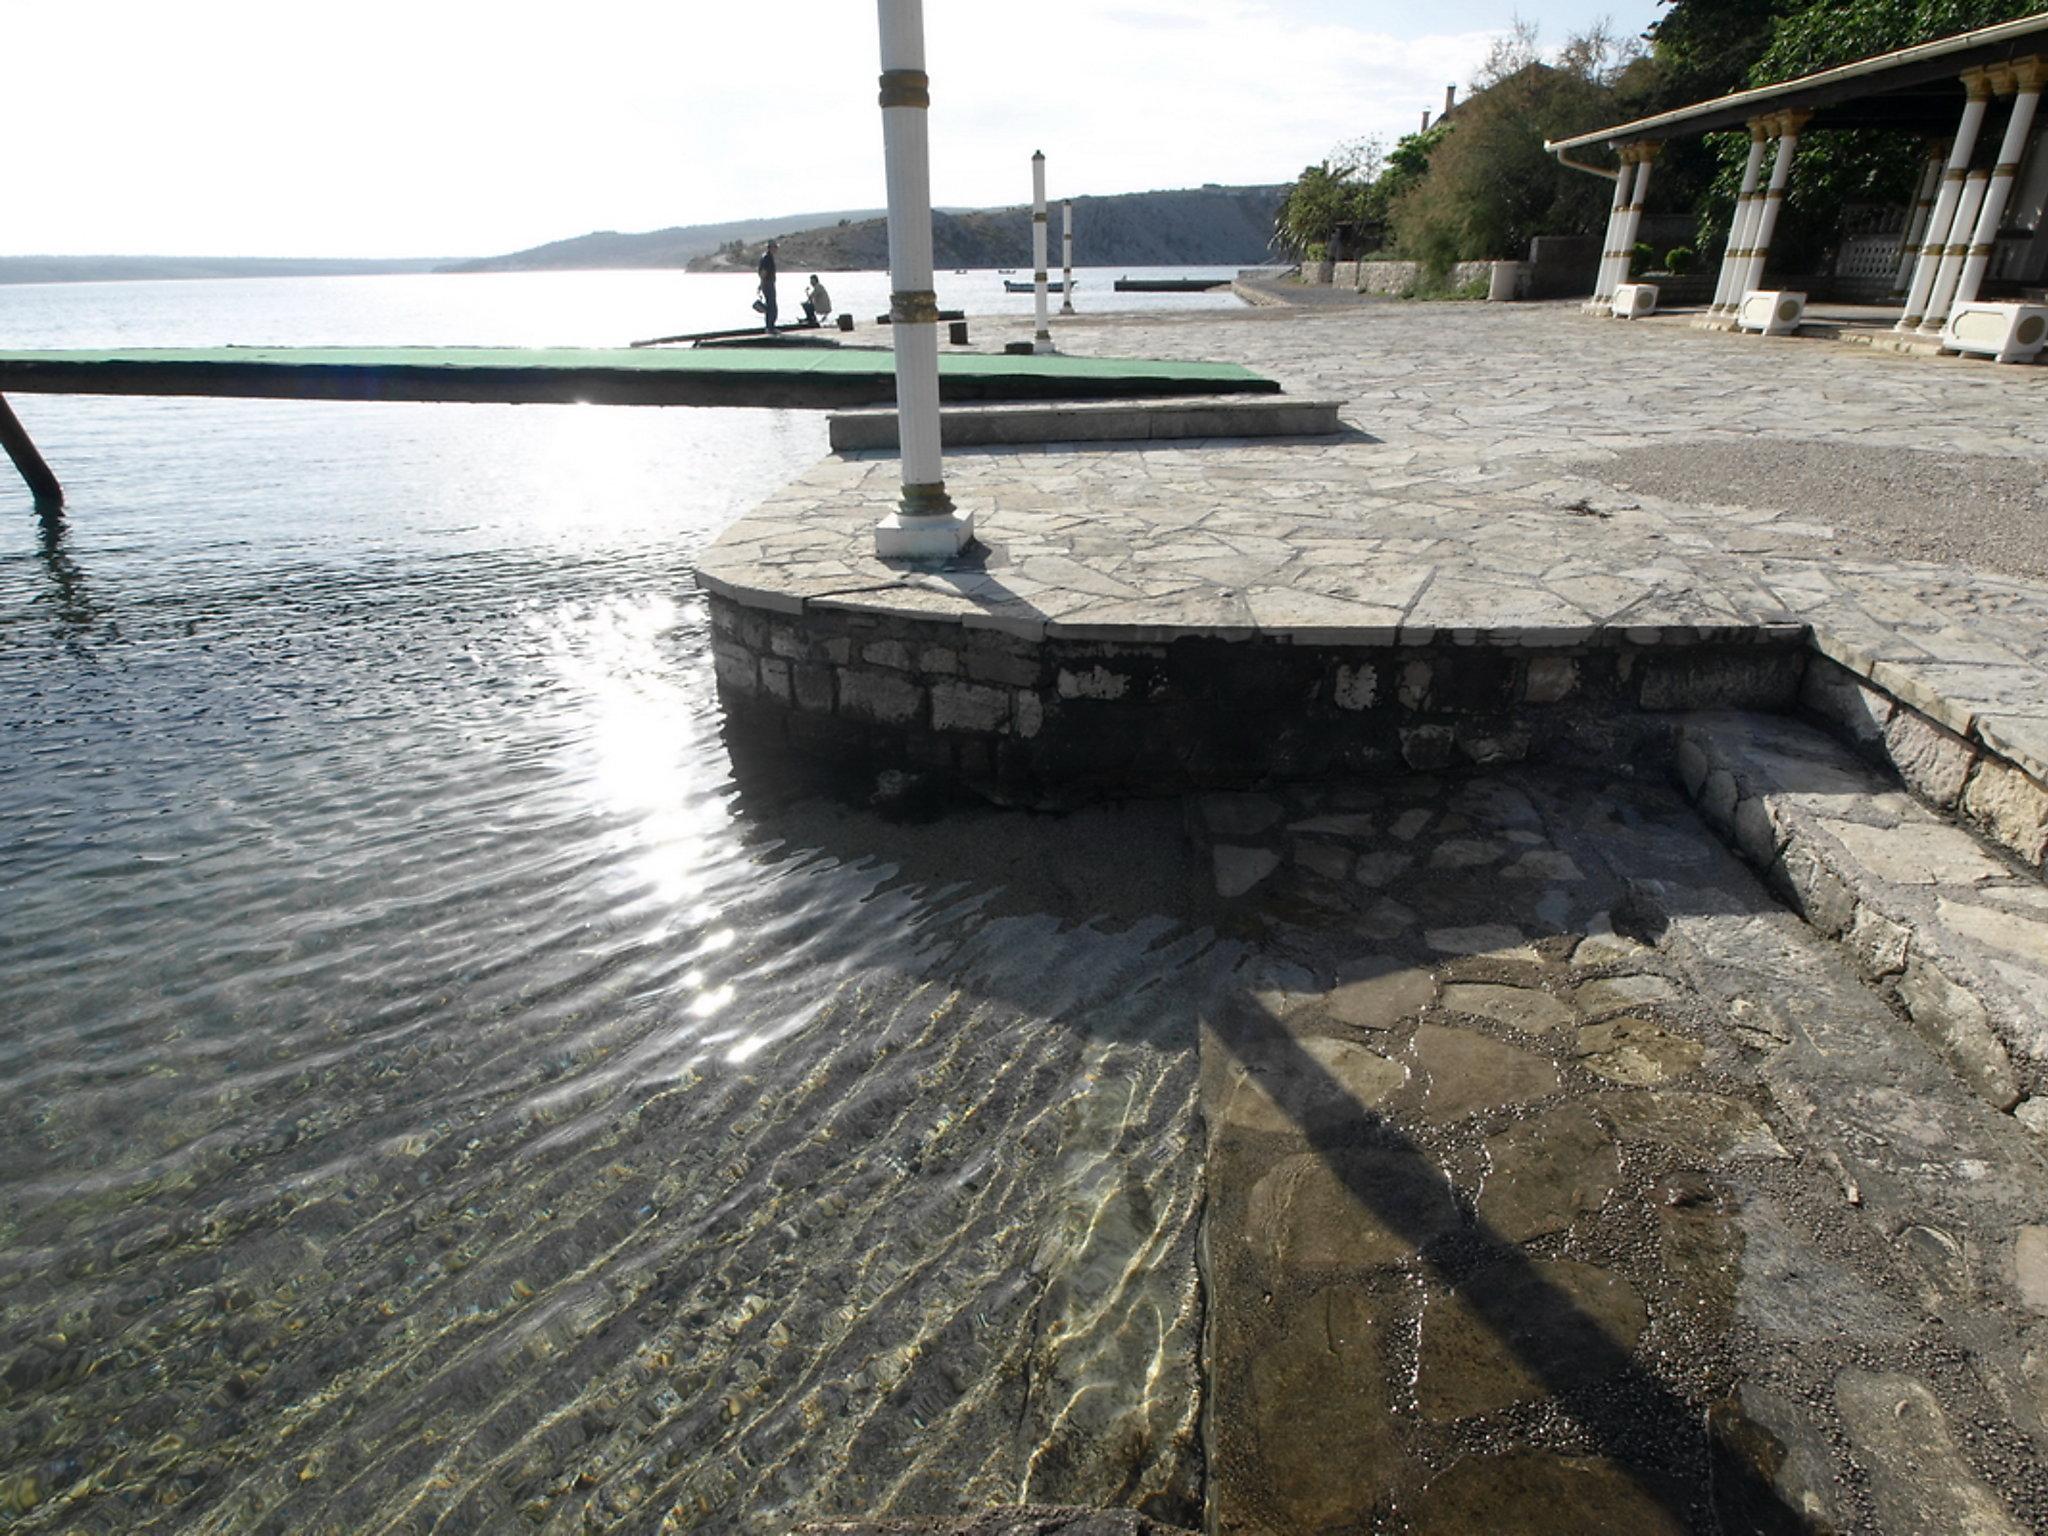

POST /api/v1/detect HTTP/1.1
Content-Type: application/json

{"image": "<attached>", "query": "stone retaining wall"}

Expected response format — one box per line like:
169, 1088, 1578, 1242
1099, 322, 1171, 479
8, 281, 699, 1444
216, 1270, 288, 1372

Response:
1677, 711, 2048, 1120
710, 594, 1806, 807
1330, 260, 1495, 296
1800, 653, 2048, 873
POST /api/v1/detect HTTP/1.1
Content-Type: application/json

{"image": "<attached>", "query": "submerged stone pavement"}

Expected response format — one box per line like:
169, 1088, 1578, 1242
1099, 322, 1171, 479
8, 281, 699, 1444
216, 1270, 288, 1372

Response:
1188, 765, 2048, 1535
692, 302, 2048, 1531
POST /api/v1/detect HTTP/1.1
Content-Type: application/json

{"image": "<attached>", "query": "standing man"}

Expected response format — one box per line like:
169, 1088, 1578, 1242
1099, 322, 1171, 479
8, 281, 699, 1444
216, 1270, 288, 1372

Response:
756, 240, 779, 333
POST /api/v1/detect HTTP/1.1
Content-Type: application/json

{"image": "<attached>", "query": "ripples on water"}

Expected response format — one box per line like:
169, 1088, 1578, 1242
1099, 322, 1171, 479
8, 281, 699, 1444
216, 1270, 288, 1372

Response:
0, 359, 1211, 1530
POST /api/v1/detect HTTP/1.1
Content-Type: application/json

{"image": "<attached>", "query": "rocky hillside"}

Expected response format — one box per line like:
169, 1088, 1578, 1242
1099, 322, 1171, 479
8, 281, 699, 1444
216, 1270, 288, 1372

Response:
441, 210, 885, 274
452, 186, 1284, 277
691, 184, 1284, 272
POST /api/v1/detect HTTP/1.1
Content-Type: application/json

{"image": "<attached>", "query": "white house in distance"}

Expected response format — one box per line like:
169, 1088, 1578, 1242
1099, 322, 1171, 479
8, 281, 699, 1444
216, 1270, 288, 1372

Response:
1547, 12, 2048, 361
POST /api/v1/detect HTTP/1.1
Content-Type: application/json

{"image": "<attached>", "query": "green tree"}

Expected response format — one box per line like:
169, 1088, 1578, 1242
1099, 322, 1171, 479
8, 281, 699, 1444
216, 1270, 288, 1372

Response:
1272, 139, 1387, 258
1388, 23, 1640, 270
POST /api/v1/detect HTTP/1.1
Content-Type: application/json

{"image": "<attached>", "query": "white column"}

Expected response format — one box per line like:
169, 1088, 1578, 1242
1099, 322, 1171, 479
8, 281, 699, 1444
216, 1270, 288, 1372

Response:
1589, 155, 1636, 311
1723, 127, 1782, 307
873, 0, 972, 559
1953, 59, 2046, 313
1613, 141, 1660, 297
1894, 146, 1946, 292
1899, 71, 1992, 330
1060, 198, 1075, 315
1712, 124, 1771, 314
1737, 111, 1806, 302
1031, 151, 1054, 353
1919, 170, 1991, 334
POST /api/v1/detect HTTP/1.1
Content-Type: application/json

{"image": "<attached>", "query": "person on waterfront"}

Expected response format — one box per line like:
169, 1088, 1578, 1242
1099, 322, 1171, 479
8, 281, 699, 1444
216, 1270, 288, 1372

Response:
755, 241, 779, 333
801, 274, 831, 327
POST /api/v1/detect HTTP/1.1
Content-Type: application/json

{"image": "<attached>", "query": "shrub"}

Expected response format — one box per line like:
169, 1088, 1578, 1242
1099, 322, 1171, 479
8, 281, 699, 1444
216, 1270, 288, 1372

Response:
1631, 241, 1657, 275
1664, 246, 1696, 274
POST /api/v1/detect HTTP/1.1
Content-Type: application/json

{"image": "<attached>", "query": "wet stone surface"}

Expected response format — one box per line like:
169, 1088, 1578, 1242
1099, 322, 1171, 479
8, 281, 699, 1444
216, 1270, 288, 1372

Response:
1193, 767, 2048, 1535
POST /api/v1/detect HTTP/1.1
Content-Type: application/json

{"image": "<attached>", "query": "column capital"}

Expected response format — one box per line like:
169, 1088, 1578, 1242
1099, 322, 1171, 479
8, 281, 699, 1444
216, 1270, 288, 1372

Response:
1986, 64, 2016, 95
2013, 55, 2048, 92
1746, 117, 1772, 141
1635, 139, 1664, 162
1777, 109, 1813, 136
1962, 67, 1994, 100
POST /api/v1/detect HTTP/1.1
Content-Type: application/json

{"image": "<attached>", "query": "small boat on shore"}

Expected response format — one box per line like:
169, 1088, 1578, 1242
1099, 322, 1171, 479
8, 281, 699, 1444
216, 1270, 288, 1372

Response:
1003, 279, 1073, 293
1114, 276, 1228, 292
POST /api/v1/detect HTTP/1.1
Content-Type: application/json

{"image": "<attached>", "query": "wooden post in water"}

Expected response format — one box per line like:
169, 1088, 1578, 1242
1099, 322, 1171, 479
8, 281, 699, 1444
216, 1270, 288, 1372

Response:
0, 394, 62, 511
873, 0, 972, 558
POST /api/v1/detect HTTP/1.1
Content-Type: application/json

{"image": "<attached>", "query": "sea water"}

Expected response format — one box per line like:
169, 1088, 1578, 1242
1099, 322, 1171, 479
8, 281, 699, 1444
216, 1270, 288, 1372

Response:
0, 269, 1235, 1531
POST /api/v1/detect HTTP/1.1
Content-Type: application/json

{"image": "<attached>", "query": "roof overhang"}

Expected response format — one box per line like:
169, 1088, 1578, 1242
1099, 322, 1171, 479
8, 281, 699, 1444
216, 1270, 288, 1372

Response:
1546, 11, 2048, 153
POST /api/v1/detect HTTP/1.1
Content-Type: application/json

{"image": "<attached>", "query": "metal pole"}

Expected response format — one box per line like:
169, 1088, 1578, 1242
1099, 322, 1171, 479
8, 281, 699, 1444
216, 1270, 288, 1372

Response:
0, 394, 63, 511
1060, 198, 1075, 315
873, 0, 971, 558
1031, 151, 1054, 353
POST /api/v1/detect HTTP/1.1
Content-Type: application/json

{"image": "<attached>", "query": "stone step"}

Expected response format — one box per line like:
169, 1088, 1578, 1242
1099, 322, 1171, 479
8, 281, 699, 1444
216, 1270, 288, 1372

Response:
1676, 711, 2048, 1121
825, 396, 1344, 452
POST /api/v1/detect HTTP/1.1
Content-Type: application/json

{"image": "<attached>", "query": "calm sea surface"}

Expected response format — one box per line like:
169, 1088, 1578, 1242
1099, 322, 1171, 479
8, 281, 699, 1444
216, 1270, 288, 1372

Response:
0, 270, 1238, 1531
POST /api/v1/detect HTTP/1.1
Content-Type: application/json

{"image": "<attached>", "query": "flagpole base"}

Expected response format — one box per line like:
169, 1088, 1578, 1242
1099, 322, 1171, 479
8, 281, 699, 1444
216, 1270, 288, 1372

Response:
874, 507, 975, 559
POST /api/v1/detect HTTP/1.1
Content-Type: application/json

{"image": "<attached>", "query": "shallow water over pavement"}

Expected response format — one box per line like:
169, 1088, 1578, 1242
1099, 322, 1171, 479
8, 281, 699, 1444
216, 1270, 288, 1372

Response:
0, 393, 1213, 1531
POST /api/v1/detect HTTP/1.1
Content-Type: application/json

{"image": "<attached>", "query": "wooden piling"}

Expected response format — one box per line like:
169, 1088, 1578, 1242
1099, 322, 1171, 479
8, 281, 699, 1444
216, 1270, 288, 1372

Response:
0, 393, 62, 509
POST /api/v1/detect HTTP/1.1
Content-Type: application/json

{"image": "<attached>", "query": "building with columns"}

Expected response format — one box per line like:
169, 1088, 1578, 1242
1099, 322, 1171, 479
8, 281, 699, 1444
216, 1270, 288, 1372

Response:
1546, 13, 2048, 348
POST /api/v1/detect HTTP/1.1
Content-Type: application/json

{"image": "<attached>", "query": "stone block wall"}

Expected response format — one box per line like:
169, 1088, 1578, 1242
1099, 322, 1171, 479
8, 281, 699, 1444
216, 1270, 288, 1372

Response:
1799, 654, 2048, 873
1333, 259, 1494, 296
710, 594, 1807, 809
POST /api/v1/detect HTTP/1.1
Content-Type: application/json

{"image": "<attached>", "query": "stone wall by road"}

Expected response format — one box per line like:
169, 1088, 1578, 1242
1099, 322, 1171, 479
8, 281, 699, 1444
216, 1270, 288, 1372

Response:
1329, 259, 1496, 296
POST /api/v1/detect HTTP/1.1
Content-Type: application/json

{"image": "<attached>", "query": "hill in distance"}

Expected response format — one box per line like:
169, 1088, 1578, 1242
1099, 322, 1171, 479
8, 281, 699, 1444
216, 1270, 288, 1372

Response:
1, 255, 458, 286
442, 210, 889, 274
458, 185, 1287, 275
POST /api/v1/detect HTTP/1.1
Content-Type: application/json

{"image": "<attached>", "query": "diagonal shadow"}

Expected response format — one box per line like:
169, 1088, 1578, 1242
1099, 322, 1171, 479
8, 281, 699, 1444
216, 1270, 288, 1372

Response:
1205, 988, 1812, 1532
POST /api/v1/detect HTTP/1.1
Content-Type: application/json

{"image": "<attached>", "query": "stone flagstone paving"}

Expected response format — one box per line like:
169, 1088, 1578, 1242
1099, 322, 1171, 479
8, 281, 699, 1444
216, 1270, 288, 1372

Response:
698, 302, 2048, 783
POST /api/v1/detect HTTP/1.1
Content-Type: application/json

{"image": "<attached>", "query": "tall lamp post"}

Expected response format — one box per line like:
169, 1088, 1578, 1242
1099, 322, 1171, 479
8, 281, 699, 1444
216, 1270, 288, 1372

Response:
1031, 151, 1055, 353
1060, 198, 1075, 315
873, 0, 971, 558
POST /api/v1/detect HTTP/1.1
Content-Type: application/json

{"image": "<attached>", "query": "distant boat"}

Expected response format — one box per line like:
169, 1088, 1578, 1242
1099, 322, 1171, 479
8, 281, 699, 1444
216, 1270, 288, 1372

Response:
997, 267, 1017, 273
1115, 276, 1227, 292
1004, 279, 1074, 293
953, 267, 968, 274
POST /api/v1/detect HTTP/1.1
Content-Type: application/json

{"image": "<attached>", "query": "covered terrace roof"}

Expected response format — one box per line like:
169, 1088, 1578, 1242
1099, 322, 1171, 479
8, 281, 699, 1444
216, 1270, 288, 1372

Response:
1548, 10, 2048, 151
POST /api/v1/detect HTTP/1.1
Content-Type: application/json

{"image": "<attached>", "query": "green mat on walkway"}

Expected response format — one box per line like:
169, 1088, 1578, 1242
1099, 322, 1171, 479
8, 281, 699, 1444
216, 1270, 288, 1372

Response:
0, 345, 1267, 384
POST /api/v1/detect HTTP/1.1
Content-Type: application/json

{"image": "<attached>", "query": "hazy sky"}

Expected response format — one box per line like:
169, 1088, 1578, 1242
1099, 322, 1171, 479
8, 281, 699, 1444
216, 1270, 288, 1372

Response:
8, 0, 1663, 259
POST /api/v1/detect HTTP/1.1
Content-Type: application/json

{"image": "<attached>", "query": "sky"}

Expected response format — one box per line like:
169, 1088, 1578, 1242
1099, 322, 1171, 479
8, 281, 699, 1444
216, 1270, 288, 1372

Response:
6, 0, 1664, 259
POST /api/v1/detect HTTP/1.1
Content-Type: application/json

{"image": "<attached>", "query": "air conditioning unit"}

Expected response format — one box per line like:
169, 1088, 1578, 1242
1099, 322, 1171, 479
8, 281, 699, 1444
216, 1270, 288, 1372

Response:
1737, 290, 1806, 335
1611, 283, 1658, 319
1942, 301, 2048, 364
